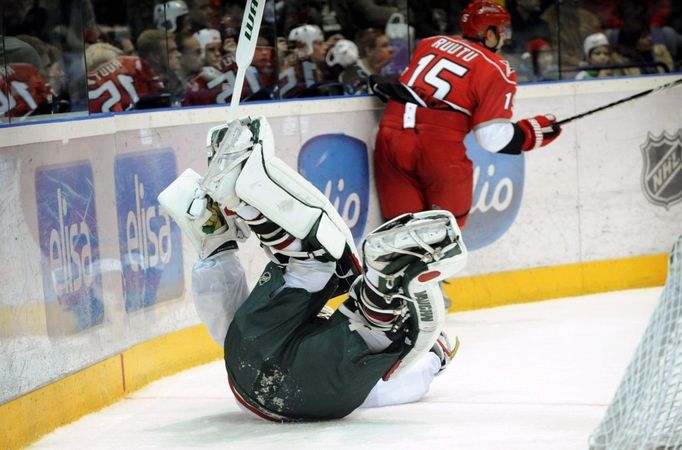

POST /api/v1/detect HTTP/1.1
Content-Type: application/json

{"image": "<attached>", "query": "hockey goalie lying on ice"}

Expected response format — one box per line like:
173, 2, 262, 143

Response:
158, 116, 467, 421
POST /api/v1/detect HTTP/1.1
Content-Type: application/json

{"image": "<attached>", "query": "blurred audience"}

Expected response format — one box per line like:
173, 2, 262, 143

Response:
3, 0, 682, 119
154, 0, 191, 33
176, 32, 204, 89
512, 38, 558, 82
507, 0, 551, 55
325, 39, 360, 84
277, 24, 329, 98
541, 0, 602, 68
187, 0, 221, 32
340, 28, 393, 94
85, 42, 166, 113
575, 32, 613, 79
0, 36, 54, 119
194, 29, 223, 69
610, 20, 674, 76
137, 29, 183, 98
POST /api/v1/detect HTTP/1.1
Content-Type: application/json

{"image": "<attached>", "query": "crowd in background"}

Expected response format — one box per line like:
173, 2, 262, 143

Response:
1, 0, 681, 121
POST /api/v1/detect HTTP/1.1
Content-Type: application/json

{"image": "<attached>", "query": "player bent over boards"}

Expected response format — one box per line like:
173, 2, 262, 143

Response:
159, 116, 467, 421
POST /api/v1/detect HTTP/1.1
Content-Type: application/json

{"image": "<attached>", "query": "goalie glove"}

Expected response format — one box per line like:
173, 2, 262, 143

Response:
515, 114, 562, 151
430, 331, 460, 376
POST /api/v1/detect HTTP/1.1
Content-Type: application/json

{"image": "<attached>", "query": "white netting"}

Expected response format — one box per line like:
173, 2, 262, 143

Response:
589, 235, 682, 450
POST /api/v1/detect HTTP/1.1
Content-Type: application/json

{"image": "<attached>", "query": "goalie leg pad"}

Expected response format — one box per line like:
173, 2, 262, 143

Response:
363, 210, 467, 288
357, 210, 467, 379
158, 168, 245, 260
235, 139, 359, 264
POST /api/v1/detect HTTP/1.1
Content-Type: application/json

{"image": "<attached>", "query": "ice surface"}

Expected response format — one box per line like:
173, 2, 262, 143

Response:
29, 287, 661, 450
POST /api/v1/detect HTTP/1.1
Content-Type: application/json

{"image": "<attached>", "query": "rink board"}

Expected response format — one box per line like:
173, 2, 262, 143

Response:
1, 75, 681, 449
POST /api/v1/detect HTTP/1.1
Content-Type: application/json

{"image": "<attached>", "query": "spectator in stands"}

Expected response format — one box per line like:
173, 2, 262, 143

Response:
45, 44, 71, 112
177, 32, 204, 88
580, 0, 623, 30
512, 38, 555, 82
506, 0, 551, 55
575, 32, 613, 80
187, 0, 220, 31
194, 29, 223, 69
15, 35, 51, 71
325, 39, 360, 85
137, 29, 183, 97
85, 42, 165, 113
610, 20, 674, 76
251, 36, 277, 95
276, 24, 329, 98
279, 0, 325, 38
16, 35, 72, 113
154, 0, 191, 34
541, 0, 602, 68
0, 36, 54, 119
220, 4, 244, 62
340, 28, 393, 94
330, 0, 400, 43
101, 25, 136, 56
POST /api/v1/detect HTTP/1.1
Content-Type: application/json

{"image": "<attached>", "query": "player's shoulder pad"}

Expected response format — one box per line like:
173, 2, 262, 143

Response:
469, 44, 517, 86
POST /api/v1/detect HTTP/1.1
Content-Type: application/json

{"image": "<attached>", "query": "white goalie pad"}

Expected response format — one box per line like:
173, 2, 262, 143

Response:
234, 128, 358, 260
158, 168, 246, 260
390, 281, 446, 378
364, 210, 467, 379
363, 210, 467, 285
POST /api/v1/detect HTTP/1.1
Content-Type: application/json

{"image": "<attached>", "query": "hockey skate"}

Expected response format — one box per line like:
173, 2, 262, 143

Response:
431, 331, 461, 376
340, 210, 467, 378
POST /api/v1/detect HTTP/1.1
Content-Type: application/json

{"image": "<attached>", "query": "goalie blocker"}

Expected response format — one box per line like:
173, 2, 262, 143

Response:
157, 168, 250, 260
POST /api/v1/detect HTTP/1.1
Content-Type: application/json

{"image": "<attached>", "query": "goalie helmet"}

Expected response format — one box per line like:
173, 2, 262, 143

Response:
325, 39, 359, 68
460, 0, 511, 41
154, 0, 189, 33
288, 24, 324, 58
193, 29, 221, 58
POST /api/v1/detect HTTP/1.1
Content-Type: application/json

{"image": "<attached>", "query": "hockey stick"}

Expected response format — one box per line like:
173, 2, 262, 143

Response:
556, 77, 682, 126
227, 0, 266, 120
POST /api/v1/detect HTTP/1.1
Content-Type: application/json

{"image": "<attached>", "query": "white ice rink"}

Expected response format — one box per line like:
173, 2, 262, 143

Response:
29, 287, 662, 450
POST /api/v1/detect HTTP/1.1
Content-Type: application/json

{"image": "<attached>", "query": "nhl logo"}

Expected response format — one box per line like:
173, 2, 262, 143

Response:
640, 129, 682, 209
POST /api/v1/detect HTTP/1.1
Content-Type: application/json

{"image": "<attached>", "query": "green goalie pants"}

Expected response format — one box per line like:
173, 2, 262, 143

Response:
224, 262, 404, 421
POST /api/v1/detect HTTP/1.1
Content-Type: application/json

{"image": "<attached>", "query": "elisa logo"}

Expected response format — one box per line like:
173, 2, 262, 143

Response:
114, 150, 183, 312
298, 134, 369, 244
462, 133, 525, 250
35, 162, 104, 335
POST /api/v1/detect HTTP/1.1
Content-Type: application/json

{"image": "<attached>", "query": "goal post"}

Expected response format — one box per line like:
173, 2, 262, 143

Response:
589, 235, 682, 450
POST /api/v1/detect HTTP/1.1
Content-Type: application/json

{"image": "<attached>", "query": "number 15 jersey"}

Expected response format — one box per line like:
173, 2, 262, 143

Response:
399, 35, 517, 129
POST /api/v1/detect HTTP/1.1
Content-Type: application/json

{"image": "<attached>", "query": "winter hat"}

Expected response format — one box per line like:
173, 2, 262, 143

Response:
583, 32, 609, 58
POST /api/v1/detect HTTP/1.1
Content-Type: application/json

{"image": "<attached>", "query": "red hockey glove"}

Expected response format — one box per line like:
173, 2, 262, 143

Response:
516, 114, 562, 151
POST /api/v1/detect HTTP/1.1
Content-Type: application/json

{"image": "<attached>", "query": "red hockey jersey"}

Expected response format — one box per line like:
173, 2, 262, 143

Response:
87, 56, 163, 113
181, 63, 262, 106
0, 63, 53, 119
399, 36, 517, 128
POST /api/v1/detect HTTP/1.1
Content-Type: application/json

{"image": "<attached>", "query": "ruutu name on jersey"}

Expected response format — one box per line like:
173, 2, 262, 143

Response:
430, 37, 479, 62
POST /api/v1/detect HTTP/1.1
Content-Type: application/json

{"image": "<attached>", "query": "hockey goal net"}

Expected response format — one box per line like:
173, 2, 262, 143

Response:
589, 235, 682, 450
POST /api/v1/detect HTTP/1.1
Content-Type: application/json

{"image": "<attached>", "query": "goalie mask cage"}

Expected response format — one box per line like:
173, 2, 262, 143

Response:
589, 235, 682, 450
